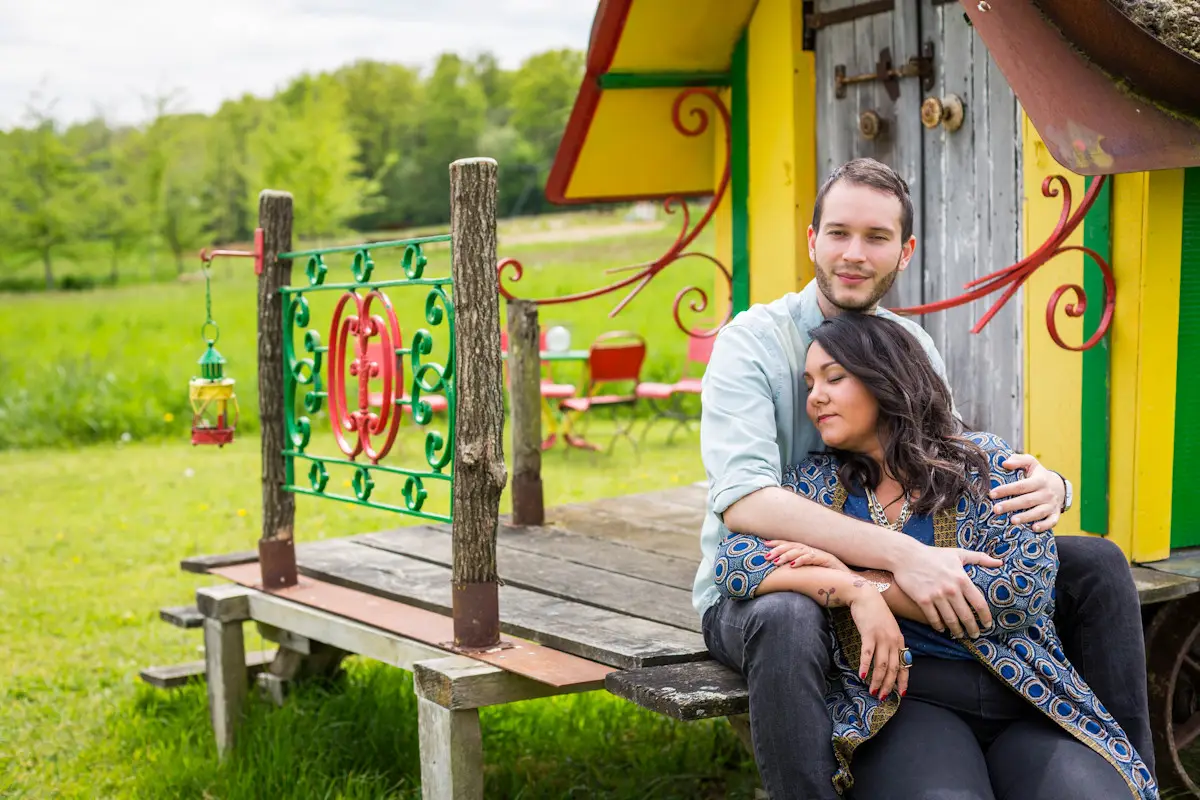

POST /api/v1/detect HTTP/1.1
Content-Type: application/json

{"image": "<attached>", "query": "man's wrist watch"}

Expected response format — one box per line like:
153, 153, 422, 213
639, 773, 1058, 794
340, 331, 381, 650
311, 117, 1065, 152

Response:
1058, 473, 1073, 513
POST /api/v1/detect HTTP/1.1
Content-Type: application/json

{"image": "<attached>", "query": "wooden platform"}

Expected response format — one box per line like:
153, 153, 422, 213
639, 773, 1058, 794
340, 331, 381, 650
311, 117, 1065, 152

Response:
193, 484, 712, 679
190, 483, 1200, 711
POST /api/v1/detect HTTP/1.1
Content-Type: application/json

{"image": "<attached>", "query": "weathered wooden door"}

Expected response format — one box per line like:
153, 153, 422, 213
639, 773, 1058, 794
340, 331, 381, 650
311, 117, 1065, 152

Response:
813, 3, 1024, 445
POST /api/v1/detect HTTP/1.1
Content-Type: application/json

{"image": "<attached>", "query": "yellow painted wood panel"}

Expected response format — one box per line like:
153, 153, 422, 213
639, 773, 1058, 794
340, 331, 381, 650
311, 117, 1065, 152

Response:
1106, 172, 1148, 560
567, 89, 714, 201
1130, 169, 1185, 562
1023, 118, 1085, 537
609, 0, 757, 73
746, 0, 814, 305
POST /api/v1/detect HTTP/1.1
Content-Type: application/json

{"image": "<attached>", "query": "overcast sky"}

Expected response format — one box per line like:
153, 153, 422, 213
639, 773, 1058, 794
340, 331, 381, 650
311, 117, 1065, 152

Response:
0, 0, 597, 129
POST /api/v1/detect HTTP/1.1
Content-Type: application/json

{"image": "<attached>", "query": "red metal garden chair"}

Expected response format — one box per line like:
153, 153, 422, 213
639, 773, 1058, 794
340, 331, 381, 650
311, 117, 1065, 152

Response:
558, 331, 647, 453
635, 332, 715, 443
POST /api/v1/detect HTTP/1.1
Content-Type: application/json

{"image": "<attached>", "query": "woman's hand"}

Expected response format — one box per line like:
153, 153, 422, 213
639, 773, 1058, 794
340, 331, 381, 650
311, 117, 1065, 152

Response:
764, 540, 851, 571
849, 584, 909, 699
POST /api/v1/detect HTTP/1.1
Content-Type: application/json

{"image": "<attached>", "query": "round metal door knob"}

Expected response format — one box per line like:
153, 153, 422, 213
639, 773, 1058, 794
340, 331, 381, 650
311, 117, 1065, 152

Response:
858, 110, 886, 140
921, 94, 966, 132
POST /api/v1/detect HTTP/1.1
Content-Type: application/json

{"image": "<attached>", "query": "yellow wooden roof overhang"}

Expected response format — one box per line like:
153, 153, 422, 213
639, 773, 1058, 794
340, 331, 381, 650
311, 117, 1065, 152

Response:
545, 0, 757, 205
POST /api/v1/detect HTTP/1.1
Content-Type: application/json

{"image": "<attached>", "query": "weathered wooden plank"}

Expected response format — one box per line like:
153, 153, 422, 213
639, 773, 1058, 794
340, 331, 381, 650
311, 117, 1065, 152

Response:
413, 654, 603, 711
917, 4, 1023, 443
180, 550, 259, 575
546, 504, 702, 559
497, 523, 698, 591
138, 650, 275, 689
1134, 562, 1200, 605
159, 605, 204, 629
373, 520, 699, 591
295, 539, 707, 668
215, 563, 615, 689
592, 489, 706, 529
605, 660, 748, 722
355, 527, 700, 632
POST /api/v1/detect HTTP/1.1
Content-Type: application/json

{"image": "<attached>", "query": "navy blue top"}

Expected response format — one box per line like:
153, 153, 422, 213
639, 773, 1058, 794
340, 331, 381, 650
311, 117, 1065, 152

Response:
842, 492, 973, 661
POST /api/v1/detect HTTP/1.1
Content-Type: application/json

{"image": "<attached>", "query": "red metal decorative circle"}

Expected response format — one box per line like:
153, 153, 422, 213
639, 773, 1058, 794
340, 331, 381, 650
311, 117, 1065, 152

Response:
327, 289, 404, 463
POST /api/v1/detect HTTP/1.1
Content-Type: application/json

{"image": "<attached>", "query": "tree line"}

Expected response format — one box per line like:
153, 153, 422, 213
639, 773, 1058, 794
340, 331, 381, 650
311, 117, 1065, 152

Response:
0, 50, 584, 290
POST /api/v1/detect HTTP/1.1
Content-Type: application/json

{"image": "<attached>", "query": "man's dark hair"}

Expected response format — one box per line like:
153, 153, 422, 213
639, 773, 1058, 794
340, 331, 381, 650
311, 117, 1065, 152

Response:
811, 158, 914, 241
808, 313, 988, 515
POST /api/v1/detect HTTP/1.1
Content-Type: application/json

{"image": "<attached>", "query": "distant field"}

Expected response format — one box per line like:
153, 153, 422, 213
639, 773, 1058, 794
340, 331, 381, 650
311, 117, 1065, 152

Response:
0, 208, 719, 450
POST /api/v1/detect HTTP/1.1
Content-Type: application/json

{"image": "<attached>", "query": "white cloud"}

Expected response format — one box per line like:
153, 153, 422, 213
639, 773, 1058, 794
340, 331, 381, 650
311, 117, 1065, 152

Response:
0, 0, 597, 128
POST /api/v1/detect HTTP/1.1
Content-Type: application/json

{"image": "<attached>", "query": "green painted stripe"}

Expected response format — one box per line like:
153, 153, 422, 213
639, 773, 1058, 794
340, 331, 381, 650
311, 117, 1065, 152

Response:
1171, 168, 1200, 547
598, 72, 731, 90
1080, 176, 1113, 535
731, 33, 750, 315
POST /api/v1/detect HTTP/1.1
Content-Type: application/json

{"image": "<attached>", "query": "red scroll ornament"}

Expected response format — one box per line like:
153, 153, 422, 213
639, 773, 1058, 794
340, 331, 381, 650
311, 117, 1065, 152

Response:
327, 289, 404, 463
497, 88, 734, 338
895, 175, 1115, 352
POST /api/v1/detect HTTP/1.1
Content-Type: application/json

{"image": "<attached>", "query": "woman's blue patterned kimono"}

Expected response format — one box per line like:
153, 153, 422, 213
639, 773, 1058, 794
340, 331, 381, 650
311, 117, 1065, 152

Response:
714, 432, 1157, 799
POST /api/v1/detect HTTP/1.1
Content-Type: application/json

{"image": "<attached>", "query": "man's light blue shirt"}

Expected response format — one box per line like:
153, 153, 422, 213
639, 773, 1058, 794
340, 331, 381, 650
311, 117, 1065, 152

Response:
692, 279, 952, 616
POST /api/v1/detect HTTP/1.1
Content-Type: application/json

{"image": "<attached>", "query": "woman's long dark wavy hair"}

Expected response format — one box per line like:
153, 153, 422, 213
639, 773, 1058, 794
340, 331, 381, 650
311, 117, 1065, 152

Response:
808, 313, 991, 515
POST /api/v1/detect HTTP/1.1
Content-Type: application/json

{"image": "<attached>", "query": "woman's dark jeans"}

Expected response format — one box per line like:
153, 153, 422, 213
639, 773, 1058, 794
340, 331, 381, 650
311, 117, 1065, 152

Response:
847, 658, 1132, 799
701, 535, 1152, 799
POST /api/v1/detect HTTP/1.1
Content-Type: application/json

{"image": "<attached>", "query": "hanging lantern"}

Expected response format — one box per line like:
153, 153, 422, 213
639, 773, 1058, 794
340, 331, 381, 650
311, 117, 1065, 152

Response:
189, 259, 238, 446
190, 340, 239, 446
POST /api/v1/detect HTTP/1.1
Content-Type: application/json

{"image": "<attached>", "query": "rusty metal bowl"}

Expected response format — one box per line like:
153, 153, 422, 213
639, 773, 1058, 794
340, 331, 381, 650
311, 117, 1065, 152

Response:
1032, 0, 1200, 116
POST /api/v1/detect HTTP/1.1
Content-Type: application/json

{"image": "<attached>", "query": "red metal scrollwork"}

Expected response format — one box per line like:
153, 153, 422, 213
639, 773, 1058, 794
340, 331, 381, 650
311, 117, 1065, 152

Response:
327, 289, 404, 463
895, 175, 1115, 351
497, 87, 734, 338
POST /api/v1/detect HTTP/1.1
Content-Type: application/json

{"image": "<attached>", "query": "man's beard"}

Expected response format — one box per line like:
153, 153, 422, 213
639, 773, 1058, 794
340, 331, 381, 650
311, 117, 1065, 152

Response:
813, 256, 902, 312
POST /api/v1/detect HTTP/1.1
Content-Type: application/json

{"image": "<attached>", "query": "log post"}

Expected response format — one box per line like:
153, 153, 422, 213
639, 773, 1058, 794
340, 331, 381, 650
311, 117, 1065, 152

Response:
449, 158, 506, 650
506, 299, 544, 525
257, 190, 298, 589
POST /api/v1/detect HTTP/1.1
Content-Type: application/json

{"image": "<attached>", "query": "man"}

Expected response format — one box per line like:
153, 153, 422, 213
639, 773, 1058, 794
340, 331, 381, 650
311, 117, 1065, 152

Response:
697, 158, 1151, 799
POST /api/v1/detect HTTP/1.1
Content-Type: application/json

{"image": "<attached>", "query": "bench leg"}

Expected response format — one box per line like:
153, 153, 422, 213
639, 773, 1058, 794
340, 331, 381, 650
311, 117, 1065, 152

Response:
204, 616, 248, 757
254, 624, 348, 707
417, 696, 484, 800
198, 584, 253, 758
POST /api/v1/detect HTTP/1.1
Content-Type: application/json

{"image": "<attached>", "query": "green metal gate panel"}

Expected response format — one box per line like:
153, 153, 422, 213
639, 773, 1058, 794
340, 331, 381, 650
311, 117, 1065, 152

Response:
1171, 168, 1200, 548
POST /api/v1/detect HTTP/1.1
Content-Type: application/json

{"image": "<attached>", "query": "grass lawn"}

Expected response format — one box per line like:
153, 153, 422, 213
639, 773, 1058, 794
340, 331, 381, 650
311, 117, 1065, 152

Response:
0, 215, 719, 451
0, 423, 759, 799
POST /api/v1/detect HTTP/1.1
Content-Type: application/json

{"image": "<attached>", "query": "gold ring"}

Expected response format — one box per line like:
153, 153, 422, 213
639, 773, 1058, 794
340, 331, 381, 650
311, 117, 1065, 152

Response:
899, 648, 913, 669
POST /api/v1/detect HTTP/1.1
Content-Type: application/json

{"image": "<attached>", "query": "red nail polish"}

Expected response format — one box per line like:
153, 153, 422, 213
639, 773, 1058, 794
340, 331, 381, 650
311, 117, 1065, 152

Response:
901, 690, 906, 697
860, 671, 867, 680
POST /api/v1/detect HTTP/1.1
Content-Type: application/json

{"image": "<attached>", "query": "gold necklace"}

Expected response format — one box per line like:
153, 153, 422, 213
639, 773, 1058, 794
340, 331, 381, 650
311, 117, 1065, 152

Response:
866, 487, 911, 531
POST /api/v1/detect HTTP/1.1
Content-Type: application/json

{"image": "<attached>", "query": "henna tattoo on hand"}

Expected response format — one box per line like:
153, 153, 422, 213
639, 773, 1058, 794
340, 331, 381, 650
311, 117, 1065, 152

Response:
818, 587, 839, 607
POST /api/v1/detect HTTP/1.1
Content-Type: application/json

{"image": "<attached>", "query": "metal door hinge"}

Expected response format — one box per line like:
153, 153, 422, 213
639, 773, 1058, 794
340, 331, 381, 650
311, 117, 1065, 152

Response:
835, 42, 935, 101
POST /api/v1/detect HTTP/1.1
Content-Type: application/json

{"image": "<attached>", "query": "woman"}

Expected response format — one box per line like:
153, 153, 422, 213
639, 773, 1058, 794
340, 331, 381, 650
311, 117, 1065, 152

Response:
714, 313, 1156, 799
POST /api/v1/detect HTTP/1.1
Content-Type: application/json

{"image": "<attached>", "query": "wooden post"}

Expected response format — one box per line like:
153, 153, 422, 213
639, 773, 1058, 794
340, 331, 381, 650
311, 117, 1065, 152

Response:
449, 158, 506, 650
506, 299, 544, 525
197, 584, 252, 757
257, 190, 298, 589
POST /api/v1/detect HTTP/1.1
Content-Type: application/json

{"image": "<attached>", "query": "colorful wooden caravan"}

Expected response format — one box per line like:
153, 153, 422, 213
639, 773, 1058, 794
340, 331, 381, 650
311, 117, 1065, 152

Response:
541, 0, 1200, 792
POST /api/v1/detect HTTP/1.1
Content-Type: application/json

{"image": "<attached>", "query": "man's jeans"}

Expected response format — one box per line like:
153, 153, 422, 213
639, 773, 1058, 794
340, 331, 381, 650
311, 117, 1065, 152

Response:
701, 535, 1153, 799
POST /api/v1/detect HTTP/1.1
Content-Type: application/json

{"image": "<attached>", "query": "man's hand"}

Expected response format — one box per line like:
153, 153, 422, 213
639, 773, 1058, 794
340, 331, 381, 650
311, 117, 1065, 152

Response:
991, 453, 1066, 533
889, 542, 1002, 638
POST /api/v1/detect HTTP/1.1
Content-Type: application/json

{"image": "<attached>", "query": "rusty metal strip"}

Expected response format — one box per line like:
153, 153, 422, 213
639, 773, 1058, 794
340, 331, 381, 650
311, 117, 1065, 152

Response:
210, 562, 614, 688
805, 0, 893, 30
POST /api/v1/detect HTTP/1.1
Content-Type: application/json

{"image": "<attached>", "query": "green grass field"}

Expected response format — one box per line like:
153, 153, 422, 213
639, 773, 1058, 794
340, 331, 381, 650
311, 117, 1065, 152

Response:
0, 426, 759, 799
0, 210, 757, 798
0, 212, 718, 451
